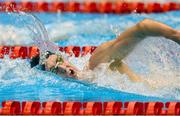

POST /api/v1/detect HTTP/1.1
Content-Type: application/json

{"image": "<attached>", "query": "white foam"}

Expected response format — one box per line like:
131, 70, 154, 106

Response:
0, 24, 33, 45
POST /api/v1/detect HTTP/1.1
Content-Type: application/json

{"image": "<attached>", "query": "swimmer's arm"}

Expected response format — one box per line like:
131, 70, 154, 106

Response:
118, 62, 142, 82
119, 62, 157, 90
116, 19, 180, 43
89, 19, 180, 70
138, 19, 180, 42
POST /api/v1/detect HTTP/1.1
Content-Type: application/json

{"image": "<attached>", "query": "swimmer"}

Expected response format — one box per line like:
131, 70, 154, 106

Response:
30, 19, 180, 82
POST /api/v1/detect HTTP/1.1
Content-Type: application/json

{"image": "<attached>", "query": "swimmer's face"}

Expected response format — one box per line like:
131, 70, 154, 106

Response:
56, 63, 78, 78
45, 55, 78, 78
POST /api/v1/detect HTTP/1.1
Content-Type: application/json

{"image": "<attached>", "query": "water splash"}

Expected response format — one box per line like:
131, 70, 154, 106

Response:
0, 11, 72, 64
14, 12, 59, 54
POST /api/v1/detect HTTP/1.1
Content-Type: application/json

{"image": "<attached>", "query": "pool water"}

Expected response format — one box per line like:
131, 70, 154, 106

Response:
0, 11, 179, 103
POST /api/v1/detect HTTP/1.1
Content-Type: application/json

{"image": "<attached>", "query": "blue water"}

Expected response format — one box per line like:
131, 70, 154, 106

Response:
0, 11, 179, 104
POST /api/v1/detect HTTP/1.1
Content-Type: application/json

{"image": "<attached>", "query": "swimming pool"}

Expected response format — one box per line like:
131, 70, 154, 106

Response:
0, 10, 179, 104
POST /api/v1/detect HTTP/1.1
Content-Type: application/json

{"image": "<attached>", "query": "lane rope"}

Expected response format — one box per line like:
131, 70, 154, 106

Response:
0, 100, 179, 115
0, 46, 97, 59
0, 1, 179, 13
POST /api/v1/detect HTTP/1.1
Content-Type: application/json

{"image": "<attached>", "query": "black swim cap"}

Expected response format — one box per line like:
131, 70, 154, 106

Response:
30, 55, 46, 71
30, 55, 40, 68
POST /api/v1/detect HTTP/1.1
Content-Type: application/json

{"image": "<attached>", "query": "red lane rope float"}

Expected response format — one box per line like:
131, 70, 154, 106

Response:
29, 46, 39, 59
104, 101, 122, 115
22, 101, 41, 115
145, 102, 164, 115
0, 101, 179, 115
0, 101, 20, 115
40, 101, 61, 115
63, 101, 82, 115
0, 46, 10, 58
10, 46, 28, 59
0, 1, 180, 13
124, 102, 144, 115
99, 2, 113, 13
84, 2, 98, 13
166, 102, 180, 115
83, 102, 102, 115
0, 46, 96, 59
66, 2, 80, 12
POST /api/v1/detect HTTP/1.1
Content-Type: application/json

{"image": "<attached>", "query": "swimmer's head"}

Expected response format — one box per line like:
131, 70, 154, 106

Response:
46, 55, 78, 78
30, 51, 78, 78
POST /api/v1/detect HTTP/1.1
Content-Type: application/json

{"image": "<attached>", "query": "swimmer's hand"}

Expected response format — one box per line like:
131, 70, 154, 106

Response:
173, 30, 180, 44
175, 30, 180, 44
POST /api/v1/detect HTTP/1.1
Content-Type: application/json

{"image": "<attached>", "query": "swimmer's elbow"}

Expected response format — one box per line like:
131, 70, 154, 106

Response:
133, 19, 152, 37
137, 19, 151, 31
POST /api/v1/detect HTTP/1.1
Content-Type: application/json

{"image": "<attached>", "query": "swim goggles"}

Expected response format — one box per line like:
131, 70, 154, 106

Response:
49, 55, 66, 74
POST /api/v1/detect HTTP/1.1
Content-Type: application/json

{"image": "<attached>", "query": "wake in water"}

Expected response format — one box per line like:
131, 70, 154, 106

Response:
0, 12, 179, 100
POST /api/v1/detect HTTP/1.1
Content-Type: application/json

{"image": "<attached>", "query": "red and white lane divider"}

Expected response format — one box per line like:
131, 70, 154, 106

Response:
0, 1, 179, 13
0, 46, 97, 59
0, 101, 179, 115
